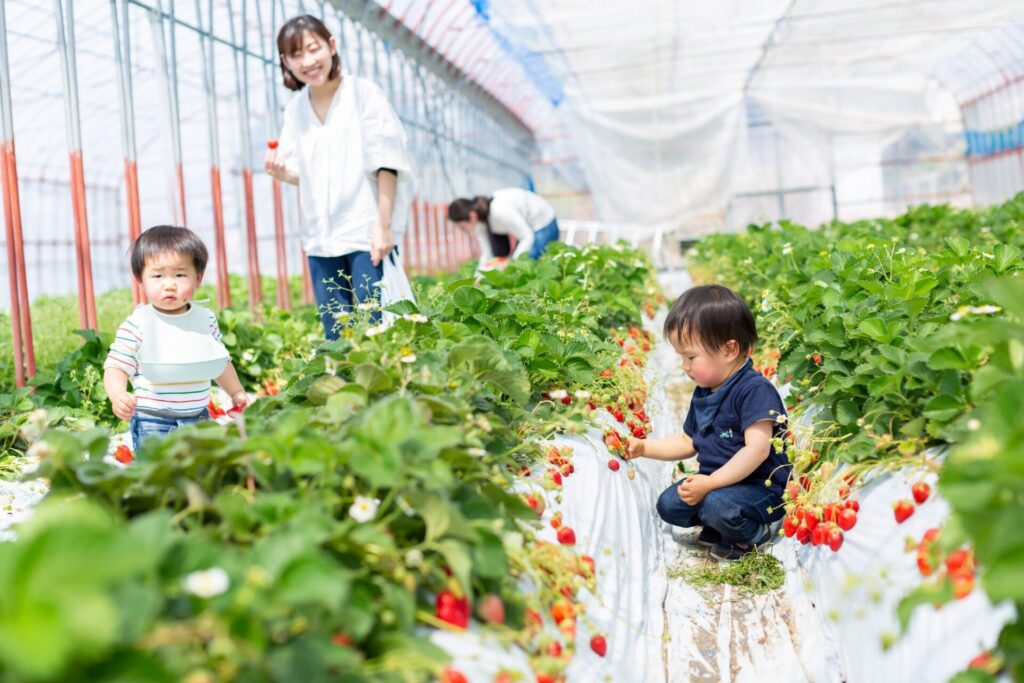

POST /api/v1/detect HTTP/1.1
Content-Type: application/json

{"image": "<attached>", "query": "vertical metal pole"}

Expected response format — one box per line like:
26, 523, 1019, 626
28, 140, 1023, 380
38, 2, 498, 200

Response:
195, 0, 230, 308
258, 0, 291, 310
151, 0, 186, 225
167, 0, 186, 225
54, 0, 98, 331
0, 0, 31, 385
228, 0, 262, 312
110, 0, 144, 305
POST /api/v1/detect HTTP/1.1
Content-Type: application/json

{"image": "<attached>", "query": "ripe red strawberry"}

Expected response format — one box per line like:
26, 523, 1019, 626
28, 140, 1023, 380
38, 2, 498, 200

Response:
893, 499, 915, 524
917, 551, 935, 576
435, 589, 470, 629
536, 674, 556, 683
494, 671, 515, 683
631, 426, 646, 439
590, 634, 608, 657
267, 139, 279, 149
546, 640, 562, 656
525, 494, 545, 516
550, 512, 563, 529
968, 652, 994, 670
207, 398, 226, 419
613, 409, 624, 422
477, 593, 505, 625
811, 524, 826, 546
608, 459, 620, 471
922, 527, 940, 543
783, 514, 800, 538
556, 526, 576, 546
441, 668, 468, 683
801, 508, 820, 530
547, 469, 563, 487
561, 395, 572, 405
945, 549, 973, 575
796, 523, 811, 544
588, 401, 597, 410
827, 525, 844, 552
911, 481, 931, 505
844, 498, 860, 512
113, 444, 133, 464
837, 508, 857, 531
560, 462, 572, 477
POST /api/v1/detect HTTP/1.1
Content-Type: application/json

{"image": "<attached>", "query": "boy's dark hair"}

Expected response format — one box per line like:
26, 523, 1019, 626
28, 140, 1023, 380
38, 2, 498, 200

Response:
663, 284, 758, 356
130, 225, 208, 280
277, 15, 341, 92
447, 196, 491, 222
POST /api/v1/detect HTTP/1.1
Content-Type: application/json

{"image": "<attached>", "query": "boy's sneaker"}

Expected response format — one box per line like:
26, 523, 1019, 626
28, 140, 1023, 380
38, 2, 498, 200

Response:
709, 524, 773, 562
696, 526, 722, 547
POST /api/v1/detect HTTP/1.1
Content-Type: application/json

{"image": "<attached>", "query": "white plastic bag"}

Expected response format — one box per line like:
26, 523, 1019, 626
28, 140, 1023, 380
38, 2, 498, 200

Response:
379, 250, 415, 328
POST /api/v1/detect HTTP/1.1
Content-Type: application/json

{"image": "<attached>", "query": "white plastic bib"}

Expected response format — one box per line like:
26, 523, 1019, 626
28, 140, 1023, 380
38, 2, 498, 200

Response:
134, 303, 229, 384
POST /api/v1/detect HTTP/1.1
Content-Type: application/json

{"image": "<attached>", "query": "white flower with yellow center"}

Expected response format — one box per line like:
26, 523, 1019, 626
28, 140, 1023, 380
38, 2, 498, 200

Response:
183, 568, 230, 598
403, 313, 428, 323
365, 325, 386, 337
349, 496, 380, 523
549, 389, 568, 400
357, 302, 377, 311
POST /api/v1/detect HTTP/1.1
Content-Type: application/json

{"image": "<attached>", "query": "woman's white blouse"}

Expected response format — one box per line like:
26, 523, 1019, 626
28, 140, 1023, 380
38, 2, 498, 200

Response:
277, 75, 414, 257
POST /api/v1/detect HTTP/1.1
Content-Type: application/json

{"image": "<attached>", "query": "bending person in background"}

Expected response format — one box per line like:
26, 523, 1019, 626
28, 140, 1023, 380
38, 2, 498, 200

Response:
448, 189, 560, 264
265, 14, 413, 340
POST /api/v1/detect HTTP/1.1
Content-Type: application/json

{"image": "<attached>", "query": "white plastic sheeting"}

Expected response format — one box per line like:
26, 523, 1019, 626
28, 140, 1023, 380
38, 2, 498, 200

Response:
480, 1, 1024, 230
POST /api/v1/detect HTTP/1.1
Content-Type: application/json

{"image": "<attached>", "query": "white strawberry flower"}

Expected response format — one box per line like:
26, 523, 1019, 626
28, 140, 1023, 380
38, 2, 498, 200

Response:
467, 447, 487, 457
357, 302, 377, 310
549, 389, 568, 400
402, 313, 428, 323
349, 496, 380, 523
365, 325, 386, 337
967, 418, 981, 431
333, 310, 350, 321
184, 568, 230, 598
574, 390, 592, 399
400, 354, 417, 364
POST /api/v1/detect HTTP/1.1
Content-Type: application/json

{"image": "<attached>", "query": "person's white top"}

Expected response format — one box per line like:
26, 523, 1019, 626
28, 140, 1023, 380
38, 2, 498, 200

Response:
475, 188, 557, 260
277, 74, 414, 257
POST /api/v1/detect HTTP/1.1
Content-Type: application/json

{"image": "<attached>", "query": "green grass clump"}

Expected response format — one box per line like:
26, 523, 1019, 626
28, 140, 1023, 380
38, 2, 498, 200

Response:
670, 551, 785, 597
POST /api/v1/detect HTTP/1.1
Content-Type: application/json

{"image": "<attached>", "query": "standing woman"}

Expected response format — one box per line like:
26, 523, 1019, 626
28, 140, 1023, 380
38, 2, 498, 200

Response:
265, 15, 414, 339
448, 188, 560, 263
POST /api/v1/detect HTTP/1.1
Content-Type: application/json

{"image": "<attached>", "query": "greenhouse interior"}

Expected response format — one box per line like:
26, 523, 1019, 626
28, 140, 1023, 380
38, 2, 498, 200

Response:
1, 1, 1023, 681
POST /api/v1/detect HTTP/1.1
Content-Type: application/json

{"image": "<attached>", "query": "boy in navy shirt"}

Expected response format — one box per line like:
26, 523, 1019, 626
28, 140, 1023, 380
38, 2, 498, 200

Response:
626, 284, 790, 560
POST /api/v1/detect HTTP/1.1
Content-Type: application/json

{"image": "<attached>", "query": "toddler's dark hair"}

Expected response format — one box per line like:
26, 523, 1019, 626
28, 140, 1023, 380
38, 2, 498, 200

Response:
663, 284, 758, 356
129, 225, 208, 280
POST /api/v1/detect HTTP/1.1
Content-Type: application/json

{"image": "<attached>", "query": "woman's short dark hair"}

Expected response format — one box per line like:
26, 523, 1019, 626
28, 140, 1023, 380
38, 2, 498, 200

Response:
663, 284, 758, 355
447, 196, 491, 222
277, 15, 340, 92
130, 225, 208, 280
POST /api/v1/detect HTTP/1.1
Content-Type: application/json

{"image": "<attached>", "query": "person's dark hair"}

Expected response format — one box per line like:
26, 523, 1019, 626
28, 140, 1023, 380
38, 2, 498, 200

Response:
663, 284, 758, 356
277, 15, 340, 92
447, 196, 491, 222
130, 225, 208, 280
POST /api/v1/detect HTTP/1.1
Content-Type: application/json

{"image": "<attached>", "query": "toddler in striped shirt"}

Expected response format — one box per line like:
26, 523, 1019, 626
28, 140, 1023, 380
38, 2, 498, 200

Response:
103, 226, 249, 453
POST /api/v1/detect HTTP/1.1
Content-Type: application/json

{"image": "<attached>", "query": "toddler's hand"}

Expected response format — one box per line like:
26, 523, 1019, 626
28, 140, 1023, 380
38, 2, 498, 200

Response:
111, 392, 137, 421
231, 391, 250, 411
625, 436, 645, 460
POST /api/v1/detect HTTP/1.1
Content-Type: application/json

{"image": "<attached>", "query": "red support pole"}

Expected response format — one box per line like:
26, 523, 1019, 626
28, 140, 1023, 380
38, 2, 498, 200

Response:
3, 141, 34, 378
241, 168, 262, 311
1, 142, 24, 387
124, 159, 144, 304
69, 151, 97, 330
425, 201, 438, 275
272, 180, 291, 310
210, 167, 231, 308
301, 248, 314, 305
176, 163, 187, 226
412, 198, 422, 275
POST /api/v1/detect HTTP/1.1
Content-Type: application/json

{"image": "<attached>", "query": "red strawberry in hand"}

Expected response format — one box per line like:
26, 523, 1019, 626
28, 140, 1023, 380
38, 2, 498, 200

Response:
893, 499, 915, 524
556, 526, 576, 546
605, 431, 623, 451
113, 444, 133, 464
267, 139, 279, 149
590, 633, 608, 657
911, 481, 930, 504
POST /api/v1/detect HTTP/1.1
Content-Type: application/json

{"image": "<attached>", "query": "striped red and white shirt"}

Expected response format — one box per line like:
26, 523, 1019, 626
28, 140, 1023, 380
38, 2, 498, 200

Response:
104, 303, 224, 416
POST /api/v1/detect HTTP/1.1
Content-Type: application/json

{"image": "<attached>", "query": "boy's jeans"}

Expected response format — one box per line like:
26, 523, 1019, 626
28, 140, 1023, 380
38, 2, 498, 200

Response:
656, 477, 785, 545
129, 410, 209, 454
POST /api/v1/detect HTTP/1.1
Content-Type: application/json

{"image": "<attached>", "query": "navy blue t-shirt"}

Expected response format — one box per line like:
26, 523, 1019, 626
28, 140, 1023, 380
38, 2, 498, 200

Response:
683, 360, 790, 494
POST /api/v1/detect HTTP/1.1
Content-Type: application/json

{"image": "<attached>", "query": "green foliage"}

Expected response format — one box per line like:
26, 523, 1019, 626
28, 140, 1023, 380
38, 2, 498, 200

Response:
0, 244, 657, 682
